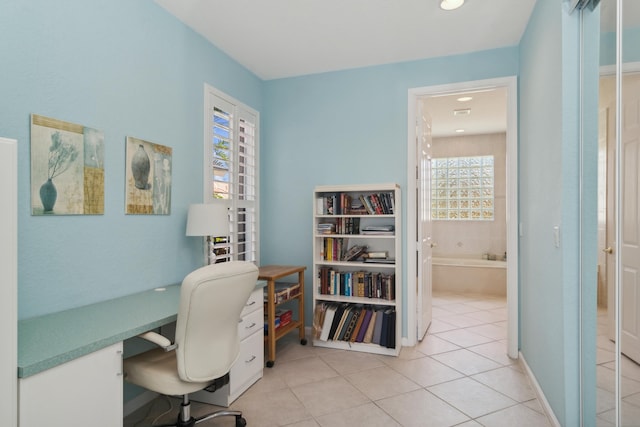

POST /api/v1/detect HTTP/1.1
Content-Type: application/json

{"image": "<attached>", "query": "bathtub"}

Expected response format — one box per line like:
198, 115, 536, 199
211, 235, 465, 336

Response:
432, 256, 507, 296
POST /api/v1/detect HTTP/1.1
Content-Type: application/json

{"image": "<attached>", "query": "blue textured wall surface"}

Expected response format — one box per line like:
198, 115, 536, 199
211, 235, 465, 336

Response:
261, 48, 519, 337
0, 0, 262, 319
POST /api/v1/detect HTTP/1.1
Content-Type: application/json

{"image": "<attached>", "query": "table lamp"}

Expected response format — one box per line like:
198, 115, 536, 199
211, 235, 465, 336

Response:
186, 203, 229, 265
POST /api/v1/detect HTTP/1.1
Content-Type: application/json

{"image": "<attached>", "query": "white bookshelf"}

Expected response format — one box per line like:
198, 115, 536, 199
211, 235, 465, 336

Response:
312, 183, 401, 356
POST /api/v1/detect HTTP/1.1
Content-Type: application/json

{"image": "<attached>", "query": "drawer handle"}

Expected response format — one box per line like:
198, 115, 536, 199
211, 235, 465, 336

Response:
245, 355, 256, 363
246, 322, 257, 329
246, 301, 256, 307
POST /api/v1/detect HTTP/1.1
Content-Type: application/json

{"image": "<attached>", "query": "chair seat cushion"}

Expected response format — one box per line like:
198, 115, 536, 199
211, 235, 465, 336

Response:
123, 348, 212, 396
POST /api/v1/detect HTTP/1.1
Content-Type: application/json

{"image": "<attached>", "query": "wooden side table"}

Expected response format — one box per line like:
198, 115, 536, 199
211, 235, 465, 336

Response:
259, 265, 307, 367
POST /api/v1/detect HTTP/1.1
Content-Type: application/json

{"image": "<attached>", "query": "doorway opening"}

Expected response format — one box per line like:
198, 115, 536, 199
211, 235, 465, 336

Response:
407, 77, 519, 359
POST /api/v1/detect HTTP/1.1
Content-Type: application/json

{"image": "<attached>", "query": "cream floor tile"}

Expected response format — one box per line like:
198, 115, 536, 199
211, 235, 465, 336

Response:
467, 341, 515, 366
383, 355, 465, 387
346, 366, 420, 400
596, 347, 616, 365
455, 421, 484, 427
488, 307, 508, 320
395, 345, 427, 360
427, 377, 516, 418
433, 328, 495, 349
464, 323, 507, 341
522, 397, 546, 415
290, 376, 369, 418
598, 400, 640, 426
416, 334, 461, 356
282, 419, 320, 427
471, 366, 536, 402
232, 387, 312, 427
597, 364, 640, 397
464, 299, 507, 310
597, 387, 616, 414
428, 318, 459, 334
431, 349, 502, 376
274, 356, 338, 388
436, 314, 486, 328
242, 365, 288, 397
376, 388, 470, 427
475, 404, 551, 427
319, 349, 386, 375
464, 309, 506, 323
315, 402, 401, 427
436, 302, 481, 314
433, 306, 456, 318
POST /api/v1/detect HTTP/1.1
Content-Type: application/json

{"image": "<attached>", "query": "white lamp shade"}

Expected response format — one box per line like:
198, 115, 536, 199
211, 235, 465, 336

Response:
186, 203, 229, 237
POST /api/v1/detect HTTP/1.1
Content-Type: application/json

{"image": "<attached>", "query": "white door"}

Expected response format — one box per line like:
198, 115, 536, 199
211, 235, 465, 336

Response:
621, 73, 640, 362
0, 138, 17, 426
416, 102, 433, 341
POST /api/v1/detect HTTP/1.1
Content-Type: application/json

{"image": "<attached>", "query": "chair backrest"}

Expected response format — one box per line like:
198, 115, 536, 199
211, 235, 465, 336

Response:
174, 261, 258, 383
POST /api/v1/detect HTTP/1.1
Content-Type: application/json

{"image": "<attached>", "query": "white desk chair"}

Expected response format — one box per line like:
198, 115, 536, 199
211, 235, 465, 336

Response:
124, 261, 258, 427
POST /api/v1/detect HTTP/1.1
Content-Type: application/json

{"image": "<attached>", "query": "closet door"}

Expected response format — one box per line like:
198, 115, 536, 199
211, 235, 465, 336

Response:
0, 138, 17, 426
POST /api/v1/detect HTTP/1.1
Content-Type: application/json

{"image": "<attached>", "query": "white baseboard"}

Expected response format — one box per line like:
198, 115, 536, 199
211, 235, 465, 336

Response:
519, 351, 561, 427
123, 390, 159, 418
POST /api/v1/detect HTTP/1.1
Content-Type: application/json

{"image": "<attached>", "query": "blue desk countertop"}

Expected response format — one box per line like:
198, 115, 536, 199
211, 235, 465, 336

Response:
18, 280, 266, 378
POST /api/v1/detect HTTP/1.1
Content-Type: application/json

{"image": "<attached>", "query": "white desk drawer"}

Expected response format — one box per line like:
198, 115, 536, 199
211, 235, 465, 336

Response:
237, 308, 262, 341
229, 330, 263, 397
241, 288, 261, 317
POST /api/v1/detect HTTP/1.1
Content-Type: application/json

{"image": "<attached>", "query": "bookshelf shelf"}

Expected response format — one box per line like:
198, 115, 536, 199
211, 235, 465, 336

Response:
312, 183, 401, 356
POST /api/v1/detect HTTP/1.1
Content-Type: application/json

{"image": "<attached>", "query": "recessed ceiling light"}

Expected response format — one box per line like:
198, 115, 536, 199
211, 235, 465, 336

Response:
457, 96, 473, 102
453, 108, 471, 116
455, 129, 465, 133
440, 0, 465, 11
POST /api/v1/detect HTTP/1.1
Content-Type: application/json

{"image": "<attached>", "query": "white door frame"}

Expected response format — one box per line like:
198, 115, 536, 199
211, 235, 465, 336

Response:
406, 76, 519, 358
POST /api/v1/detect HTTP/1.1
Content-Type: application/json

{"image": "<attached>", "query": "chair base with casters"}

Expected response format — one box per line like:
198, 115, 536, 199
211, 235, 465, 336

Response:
154, 394, 246, 427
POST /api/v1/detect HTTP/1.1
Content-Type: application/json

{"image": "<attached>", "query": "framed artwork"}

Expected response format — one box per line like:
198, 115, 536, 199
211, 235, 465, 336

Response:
125, 136, 172, 215
30, 114, 104, 215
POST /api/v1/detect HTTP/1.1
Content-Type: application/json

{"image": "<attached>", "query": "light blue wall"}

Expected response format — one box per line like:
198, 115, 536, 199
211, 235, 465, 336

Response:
0, 0, 262, 319
261, 48, 519, 338
518, 0, 598, 425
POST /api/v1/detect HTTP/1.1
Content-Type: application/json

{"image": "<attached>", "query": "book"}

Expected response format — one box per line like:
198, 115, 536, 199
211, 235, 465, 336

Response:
372, 308, 384, 344
319, 305, 337, 341
380, 309, 390, 347
328, 305, 346, 340
363, 310, 378, 343
385, 309, 396, 349
350, 307, 367, 342
336, 306, 354, 340
342, 306, 361, 341
355, 309, 372, 342
364, 251, 388, 259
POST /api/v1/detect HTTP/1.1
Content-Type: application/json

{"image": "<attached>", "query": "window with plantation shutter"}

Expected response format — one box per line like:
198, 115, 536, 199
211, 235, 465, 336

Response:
204, 84, 259, 263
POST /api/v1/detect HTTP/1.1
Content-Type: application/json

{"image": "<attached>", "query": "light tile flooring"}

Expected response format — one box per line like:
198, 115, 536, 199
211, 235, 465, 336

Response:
124, 292, 551, 427
595, 307, 640, 426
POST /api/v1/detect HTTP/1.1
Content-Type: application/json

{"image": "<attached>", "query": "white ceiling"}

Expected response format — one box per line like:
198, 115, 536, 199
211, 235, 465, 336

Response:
155, 0, 536, 137
425, 87, 508, 137
154, 0, 537, 81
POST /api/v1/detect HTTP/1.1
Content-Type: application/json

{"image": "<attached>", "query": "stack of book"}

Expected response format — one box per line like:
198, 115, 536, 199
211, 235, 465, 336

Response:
265, 282, 301, 305
361, 225, 394, 235
317, 223, 335, 234
358, 192, 395, 215
318, 267, 395, 300
313, 303, 396, 348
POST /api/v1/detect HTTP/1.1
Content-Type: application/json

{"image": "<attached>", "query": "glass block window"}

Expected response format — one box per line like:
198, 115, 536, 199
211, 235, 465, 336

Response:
431, 155, 494, 220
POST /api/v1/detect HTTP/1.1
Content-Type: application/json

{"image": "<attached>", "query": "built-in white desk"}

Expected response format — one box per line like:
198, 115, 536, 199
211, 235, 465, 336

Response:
18, 281, 265, 427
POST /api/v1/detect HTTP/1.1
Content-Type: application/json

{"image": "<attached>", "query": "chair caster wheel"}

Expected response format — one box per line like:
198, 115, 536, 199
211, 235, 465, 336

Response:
236, 416, 247, 427
266, 360, 274, 368
300, 338, 307, 345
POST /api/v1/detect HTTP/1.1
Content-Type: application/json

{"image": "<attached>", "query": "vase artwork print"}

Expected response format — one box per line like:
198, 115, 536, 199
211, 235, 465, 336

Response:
125, 136, 172, 215
30, 114, 105, 215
